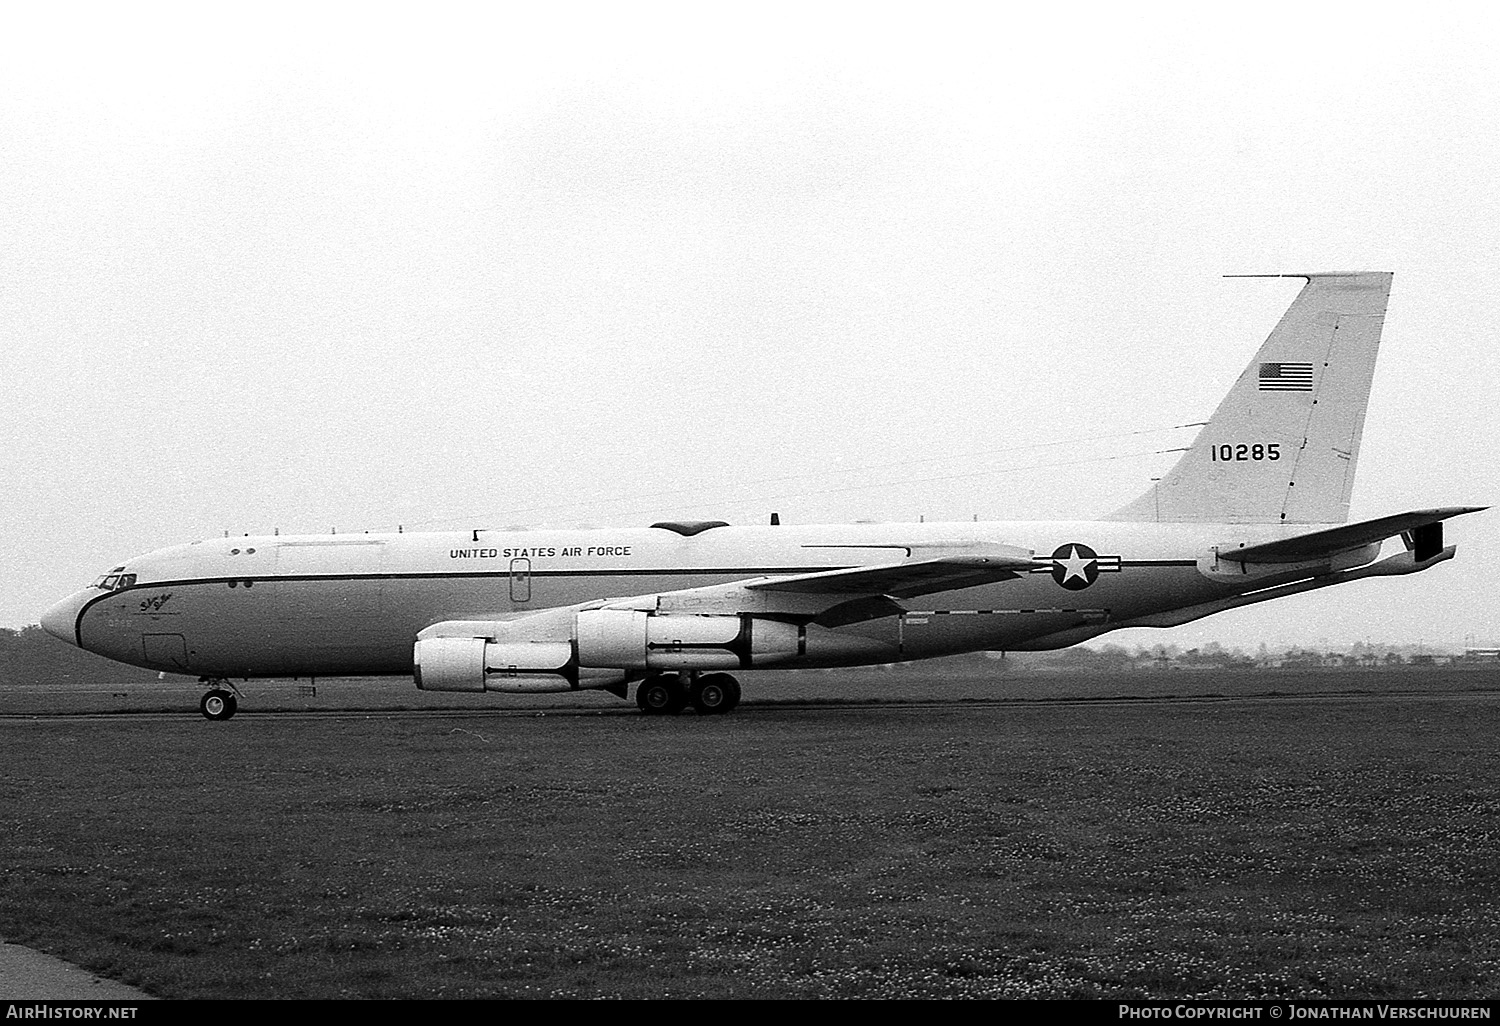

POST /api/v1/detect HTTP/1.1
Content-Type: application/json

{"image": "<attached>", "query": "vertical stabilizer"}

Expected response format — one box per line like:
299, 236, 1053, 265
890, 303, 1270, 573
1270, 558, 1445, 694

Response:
1107, 272, 1393, 524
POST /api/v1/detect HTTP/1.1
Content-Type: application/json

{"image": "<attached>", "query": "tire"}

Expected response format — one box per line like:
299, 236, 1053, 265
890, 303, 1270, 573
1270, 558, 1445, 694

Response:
691, 673, 736, 715
200, 689, 236, 721
636, 675, 685, 715
722, 675, 742, 711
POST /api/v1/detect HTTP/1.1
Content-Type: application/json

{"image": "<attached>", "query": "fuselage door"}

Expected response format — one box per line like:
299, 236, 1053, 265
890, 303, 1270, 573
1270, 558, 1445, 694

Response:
142, 633, 189, 670
510, 558, 532, 604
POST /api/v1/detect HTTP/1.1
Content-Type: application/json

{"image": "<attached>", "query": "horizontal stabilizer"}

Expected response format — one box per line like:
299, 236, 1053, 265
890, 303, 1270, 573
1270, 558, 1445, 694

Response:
1218, 507, 1485, 564
746, 552, 1047, 599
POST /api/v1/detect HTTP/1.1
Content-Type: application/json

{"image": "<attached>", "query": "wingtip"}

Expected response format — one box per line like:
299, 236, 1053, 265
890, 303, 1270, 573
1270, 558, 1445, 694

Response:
1224, 271, 1393, 278
1223, 271, 1394, 282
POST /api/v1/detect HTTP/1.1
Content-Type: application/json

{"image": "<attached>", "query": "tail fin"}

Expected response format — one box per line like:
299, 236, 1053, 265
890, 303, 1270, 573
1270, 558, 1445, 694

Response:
1108, 272, 1393, 524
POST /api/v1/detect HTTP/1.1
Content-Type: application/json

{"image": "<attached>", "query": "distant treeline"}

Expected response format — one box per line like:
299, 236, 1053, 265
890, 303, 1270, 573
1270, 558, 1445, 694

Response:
1016, 641, 1475, 671
0, 625, 1474, 689
0, 626, 170, 687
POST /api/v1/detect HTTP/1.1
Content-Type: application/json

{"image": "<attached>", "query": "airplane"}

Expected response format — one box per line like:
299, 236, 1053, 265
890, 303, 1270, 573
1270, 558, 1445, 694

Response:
41, 271, 1484, 720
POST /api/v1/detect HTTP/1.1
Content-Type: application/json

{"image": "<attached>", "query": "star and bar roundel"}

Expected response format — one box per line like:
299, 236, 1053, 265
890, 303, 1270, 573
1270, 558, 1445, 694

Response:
1034, 543, 1123, 591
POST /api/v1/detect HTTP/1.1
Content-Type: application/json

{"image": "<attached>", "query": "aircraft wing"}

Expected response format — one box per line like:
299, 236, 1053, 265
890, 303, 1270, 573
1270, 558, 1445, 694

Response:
744, 552, 1050, 599
1218, 506, 1486, 564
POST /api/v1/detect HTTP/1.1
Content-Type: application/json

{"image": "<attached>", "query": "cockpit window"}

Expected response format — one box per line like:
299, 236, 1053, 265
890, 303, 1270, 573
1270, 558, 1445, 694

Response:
93, 572, 137, 591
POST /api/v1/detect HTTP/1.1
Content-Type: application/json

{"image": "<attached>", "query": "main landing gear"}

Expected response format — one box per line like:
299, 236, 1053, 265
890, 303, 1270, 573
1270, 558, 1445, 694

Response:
635, 671, 742, 716
199, 679, 241, 721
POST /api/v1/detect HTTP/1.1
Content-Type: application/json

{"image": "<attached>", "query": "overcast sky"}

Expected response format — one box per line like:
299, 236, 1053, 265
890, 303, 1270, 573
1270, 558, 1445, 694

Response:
3, 2, 1496, 648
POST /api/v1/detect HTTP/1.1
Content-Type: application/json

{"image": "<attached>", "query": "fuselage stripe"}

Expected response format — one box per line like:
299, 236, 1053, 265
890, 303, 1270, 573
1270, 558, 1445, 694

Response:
102, 559, 1198, 595
108, 567, 854, 591
71, 568, 851, 644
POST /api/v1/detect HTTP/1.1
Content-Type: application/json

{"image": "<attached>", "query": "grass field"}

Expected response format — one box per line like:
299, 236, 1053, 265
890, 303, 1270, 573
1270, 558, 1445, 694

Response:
2, 669, 1499, 999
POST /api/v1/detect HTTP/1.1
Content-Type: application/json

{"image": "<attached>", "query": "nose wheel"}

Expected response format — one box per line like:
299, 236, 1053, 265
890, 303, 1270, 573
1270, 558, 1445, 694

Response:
199, 681, 240, 721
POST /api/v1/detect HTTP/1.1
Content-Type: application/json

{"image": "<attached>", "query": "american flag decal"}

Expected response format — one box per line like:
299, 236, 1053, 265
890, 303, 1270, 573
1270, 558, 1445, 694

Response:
1258, 362, 1314, 391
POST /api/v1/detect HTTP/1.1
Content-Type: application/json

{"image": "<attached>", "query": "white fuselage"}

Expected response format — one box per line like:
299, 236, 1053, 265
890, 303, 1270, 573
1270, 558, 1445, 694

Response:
47, 519, 1331, 679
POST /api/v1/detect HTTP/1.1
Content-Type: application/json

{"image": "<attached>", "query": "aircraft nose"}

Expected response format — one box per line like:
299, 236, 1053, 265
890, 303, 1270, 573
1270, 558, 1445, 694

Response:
41, 590, 89, 646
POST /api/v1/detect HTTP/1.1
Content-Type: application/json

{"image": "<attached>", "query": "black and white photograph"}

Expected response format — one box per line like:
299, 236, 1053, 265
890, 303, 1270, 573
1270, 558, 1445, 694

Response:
2, 0, 1498, 1004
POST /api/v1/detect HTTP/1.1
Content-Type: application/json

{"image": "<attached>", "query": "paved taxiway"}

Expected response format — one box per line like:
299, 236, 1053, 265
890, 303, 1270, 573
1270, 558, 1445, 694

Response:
4, 686, 1499, 727
0, 938, 153, 1000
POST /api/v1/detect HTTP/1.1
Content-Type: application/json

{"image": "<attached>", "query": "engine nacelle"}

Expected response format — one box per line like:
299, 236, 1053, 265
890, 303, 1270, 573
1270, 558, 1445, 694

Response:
414, 610, 899, 689
413, 636, 628, 694
1198, 542, 1381, 584
575, 610, 802, 670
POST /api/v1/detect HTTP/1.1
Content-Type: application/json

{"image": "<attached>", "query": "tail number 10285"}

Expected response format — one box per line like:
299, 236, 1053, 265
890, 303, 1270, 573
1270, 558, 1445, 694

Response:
1211, 443, 1281, 462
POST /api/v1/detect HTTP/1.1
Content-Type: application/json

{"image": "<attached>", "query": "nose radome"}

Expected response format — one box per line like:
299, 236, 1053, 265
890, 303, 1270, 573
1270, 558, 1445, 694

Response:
41, 591, 87, 645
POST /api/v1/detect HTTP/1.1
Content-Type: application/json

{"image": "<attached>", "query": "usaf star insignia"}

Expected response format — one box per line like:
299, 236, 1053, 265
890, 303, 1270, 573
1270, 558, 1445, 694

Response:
1041, 543, 1122, 590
